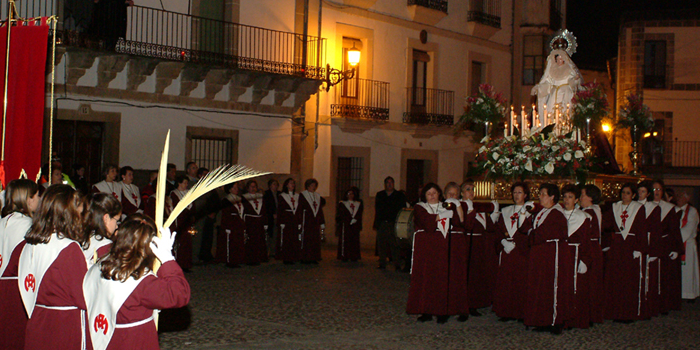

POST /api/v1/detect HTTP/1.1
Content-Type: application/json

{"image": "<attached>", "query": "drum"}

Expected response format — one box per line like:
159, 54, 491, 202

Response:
394, 208, 414, 240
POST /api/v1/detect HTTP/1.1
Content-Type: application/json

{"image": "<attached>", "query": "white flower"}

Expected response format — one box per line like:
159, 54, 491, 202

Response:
479, 145, 487, 153
552, 145, 560, 152
492, 152, 500, 160
525, 159, 533, 172
523, 145, 532, 152
477, 98, 484, 104
480, 136, 489, 143
545, 162, 555, 174
563, 152, 572, 161
575, 150, 584, 159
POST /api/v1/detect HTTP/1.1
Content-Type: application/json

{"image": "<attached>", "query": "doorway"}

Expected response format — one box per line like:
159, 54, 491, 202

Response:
53, 120, 105, 185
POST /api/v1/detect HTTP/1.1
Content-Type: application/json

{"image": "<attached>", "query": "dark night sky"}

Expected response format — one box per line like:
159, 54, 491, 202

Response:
566, 0, 699, 70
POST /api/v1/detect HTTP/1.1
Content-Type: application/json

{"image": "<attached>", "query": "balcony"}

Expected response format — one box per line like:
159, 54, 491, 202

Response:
403, 87, 454, 126
641, 141, 700, 173
467, 0, 501, 39
407, 0, 448, 25
331, 78, 390, 121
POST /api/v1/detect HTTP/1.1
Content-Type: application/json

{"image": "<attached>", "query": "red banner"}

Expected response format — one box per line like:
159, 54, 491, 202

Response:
0, 19, 50, 186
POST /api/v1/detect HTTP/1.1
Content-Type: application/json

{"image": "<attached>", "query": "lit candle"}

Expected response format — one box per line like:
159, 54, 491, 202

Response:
510, 105, 515, 136
543, 104, 548, 125
521, 106, 527, 135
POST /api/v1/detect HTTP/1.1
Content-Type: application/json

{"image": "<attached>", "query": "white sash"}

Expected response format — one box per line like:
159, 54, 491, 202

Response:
534, 207, 556, 229
121, 183, 141, 208
83, 263, 154, 350
243, 193, 264, 216
280, 192, 299, 214
83, 236, 112, 267
563, 208, 589, 237
18, 234, 80, 318
653, 200, 676, 221
613, 201, 643, 240
95, 181, 123, 201
501, 205, 529, 237
585, 204, 603, 234
342, 200, 360, 218
417, 202, 450, 238
0, 213, 32, 277
226, 194, 244, 219
301, 191, 321, 217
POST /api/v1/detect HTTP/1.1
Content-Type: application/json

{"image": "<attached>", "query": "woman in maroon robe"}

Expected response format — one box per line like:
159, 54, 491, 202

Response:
84, 193, 122, 266
170, 175, 195, 271
19, 185, 91, 350
524, 183, 571, 334
217, 182, 246, 267
119, 166, 143, 216
336, 186, 362, 262
83, 214, 190, 350
299, 178, 325, 264
493, 182, 532, 322
653, 180, 684, 313
581, 184, 604, 324
242, 180, 268, 265
443, 182, 468, 320
460, 180, 498, 317
638, 180, 663, 318
0, 180, 39, 349
277, 178, 302, 264
406, 183, 451, 323
602, 183, 648, 322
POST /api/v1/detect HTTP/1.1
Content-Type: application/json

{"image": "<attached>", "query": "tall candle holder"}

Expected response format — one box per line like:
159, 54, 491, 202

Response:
630, 125, 640, 176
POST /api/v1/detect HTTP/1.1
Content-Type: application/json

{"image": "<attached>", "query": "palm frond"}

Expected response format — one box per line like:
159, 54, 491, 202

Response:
164, 164, 270, 228
155, 131, 171, 231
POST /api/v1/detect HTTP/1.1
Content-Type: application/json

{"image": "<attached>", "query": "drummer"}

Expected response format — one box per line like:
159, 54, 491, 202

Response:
374, 176, 407, 270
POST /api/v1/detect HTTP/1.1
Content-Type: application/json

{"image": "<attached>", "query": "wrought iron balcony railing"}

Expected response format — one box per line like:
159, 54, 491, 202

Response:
331, 78, 390, 121
407, 0, 448, 14
6, 1, 327, 79
467, 0, 501, 28
641, 140, 700, 168
403, 87, 454, 126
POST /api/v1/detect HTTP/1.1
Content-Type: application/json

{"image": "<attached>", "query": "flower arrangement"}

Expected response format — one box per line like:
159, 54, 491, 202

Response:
474, 129, 591, 180
571, 82, 609, 129
455, 84, 507, 134
617, 93, 654, 133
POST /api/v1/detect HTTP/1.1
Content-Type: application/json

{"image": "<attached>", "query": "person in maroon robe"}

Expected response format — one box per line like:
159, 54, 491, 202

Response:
637, 180, 663, 318
460, 179, 499, 317
84, 193, 122, 265
93, 163, 122, 202
406, 182, 451, 324
299, 178, 325, 264
217, 182, 246, 267
602, 183, 648, 322
581, 184, 604, 324
653, 180, 684, 313
443, 182, 469, 321
493, 182, 532, 322
19, 185, 91, 349
277, 178, 302, 264
0, 180, 39, 349
170, 175, 195, 271
242, 180, 268, 265
119, 166, 143, 216
561, 185, 593, 329
336, 186, 363, 262
140, 170, 158, 203
524, 183, 571, 334
83, 214, 190, 350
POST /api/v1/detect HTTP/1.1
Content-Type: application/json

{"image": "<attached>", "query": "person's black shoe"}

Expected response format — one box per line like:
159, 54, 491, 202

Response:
342, 259, 349, 262
247, 262, 260, 266
457, 315, 469, 322
283, 261, 294, 265
687, 298, 696, 304
469, 308, 482, 317
551, 324, 564, 335
417, 314, 432, 322
436, 315, 449, 324
613, 319, 634, 324
498, 317, 514, 322
226, 264, 240, 269
532, 326, 547, 332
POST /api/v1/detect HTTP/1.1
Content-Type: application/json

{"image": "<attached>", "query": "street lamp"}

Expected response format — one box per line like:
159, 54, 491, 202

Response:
324, 43, 360, 92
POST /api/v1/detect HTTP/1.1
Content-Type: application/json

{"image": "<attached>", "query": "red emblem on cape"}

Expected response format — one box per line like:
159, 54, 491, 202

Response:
132, 193, 138, 201
350, 203, 355, 211
112, 192, 118, 200
313, 201, 318, 210
0, 253, 3, 268
24, 274, 36, 292
510, 212, 519, 227
94, 314, 109, 335
620, 210, 629, 230
253, 199, 259, 210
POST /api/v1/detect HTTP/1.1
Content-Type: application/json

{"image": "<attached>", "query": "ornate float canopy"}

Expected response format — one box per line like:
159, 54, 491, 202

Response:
550, 29, 578, 57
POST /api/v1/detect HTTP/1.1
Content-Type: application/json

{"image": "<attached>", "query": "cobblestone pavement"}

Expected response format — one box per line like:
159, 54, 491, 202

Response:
159, 247, 700, 349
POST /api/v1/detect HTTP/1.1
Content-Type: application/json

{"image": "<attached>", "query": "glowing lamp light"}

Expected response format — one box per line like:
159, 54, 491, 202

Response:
602, 124, 611, 132
347, 44, 361, 67
653, 131, 658, 137
643, 132, 651, 138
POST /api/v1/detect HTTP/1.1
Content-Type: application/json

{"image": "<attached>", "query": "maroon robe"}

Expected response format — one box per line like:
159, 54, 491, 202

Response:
461, 201, 498, 309
492, 205, 532, 320
105, 261, 190, 349
23, 243, 90, 350
277, 193, 302, 263
524, 205, 572, 327
336, 201, 362, 261
299, 191, 325, 262
641, 201, 663, 318
217, 198, 246, 266
447, 201, 469, 315
0, 241, 27, 349
242, 194, 268, 264
120, 184, 143, 216
602, 201, 648, 321
564, 209, 592, 329
406, 203, 450, 316
660, 204, 683, 312
583, 206, 604, 324
170, 191, 194, 270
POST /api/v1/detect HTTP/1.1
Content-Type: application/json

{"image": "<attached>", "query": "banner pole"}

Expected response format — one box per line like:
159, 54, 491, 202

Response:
1, 0, 17, 187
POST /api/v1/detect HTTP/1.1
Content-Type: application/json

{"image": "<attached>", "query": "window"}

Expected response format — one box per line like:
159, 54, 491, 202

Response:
644, 41, 666, 89
523, 35, 546, 85
186, 126, 239, 171
470, 61, 484, 96
411, 49, 429, 108
336, 157, 363, 200
341, 38, 362, 98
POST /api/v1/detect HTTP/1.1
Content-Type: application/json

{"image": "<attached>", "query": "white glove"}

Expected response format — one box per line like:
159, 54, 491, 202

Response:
602, 247, 610, 252
491, 200, 500, 214
320, 224, 326, 229
524, 201, 535, 211
350, 219, 357, 225
438, 210, 454, 220
670, 252, 679, 260
501, 239, 516, 254
150, 227, 177, 263
280, 224, 285, 231
264, 225, 269, 231
577, 261, 587, 274
633, 251, 642, 259
445, 198, 461, 206
298, 224, 302, 230
647, 256, 658, 263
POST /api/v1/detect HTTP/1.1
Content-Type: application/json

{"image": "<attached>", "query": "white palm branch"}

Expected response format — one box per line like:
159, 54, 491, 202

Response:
164, 164, 270, 228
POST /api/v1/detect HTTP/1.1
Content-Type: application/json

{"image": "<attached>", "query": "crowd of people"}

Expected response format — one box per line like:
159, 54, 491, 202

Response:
405, 179, 699, 334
